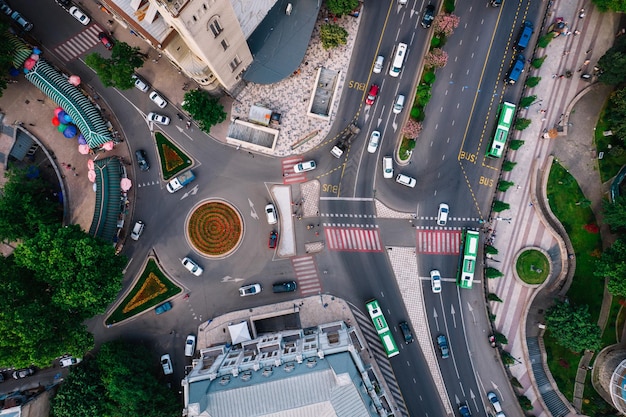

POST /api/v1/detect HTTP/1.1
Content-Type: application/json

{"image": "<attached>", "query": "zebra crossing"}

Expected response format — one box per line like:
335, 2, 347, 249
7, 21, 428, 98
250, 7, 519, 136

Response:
281, 156, 307, 185
291, 255, 321, 295
53, 25, 104, 62
325, 226, 383, 252
351, 307, 409, 417
415, 230, 461, 254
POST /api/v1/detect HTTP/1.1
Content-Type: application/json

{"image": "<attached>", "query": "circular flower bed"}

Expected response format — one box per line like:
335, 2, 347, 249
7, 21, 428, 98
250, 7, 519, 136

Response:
515, 248, 550, 285
187, 200, 243, 257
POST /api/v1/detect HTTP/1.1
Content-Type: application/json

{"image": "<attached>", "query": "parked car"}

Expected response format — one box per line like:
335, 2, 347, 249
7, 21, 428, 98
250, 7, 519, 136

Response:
487, 392, 506, 417
421, 4, 435, 28
459, 403, 472, 417
147, 112, 170, 125
149, 91, 168, 108
293, 160, 316, 173
268, 230, 278, 249
382, 156, 394, 179
265, 203, 277, 225
130, 220, 145, 241
239, 283, 262, 296
135, 149, 150, 171
0, 2, 12, 16
430, 269, 442, 293
181, 257, 203, 276
367, 131, 381, 153
373, 55, 384, 74
272, 281, 297, 293
184, 335, 196, 357
365, 84, 379, 105
60, 356, 82, 367
396, 173, 416, 188
97, 32, 113, 50
436, 334, 450, 359
161, 354, 173, 375
11, 11, 33, 31
132, 74, 149, 92
0, 372, 4, 383
437, 203, 449, 226
398, 321, 414, 344
12, 367, 35, 379
69, 6, 90, 25
155, 301, 172, 315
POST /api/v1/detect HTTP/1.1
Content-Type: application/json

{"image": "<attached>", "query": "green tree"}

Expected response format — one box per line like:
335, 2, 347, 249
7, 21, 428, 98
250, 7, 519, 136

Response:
595, 238, 626, 296
597, 35, 626, 84
495, 332, 508, 344
545, 300, 601, 352
182, 89, 227, 133
0, 22, 16, 98
604, 88, 626, 141
487, 293, 502, 302
531, 56, 547, 69
320, 23, 348, 50
537, 32, 555, 48
485, 245, 498, 255
519, 95, 537, 108
14, 224, 126, 317
518, 395, 533, 411
602, 195, 626, 231
500, 350, 515, 365
51, 360, 107, 417
502, 161, 517, 171
492, 200, 510, 212
326, 0, 359, 16
85, 42, 145, 89
515, 118, 531, 130
526, 76, 541, 88
0, 168, 62, 242
498, 180, 514, 192
510, 139, 525, 150
486, 267, 504, 278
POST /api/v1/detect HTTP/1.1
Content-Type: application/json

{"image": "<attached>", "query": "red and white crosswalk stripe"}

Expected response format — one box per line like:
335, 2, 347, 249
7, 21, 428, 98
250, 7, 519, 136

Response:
292, 255, 321, 295
53, 25, 104, 62
416, 230, 461, 254
281, 157, 307, 184
325, 227, 383, 252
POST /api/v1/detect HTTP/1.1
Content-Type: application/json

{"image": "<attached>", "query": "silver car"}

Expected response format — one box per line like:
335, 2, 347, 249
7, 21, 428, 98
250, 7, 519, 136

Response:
182, 257, 203, 276
147, 112, 170, 125
239, 283, 262, 297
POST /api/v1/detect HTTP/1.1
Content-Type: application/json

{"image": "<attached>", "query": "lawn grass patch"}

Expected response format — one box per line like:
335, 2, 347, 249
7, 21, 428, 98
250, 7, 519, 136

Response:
516, 249, 550, 284
155, 131, 193, 180
595, 106, 626, 183
399, 137, 416, 161
544, 330, 579, 401
106, 259, 182, 325
601, 298, 621, 346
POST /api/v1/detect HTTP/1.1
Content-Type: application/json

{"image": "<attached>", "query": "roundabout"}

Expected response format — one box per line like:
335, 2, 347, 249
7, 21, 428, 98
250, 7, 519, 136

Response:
186, 199, 243, 258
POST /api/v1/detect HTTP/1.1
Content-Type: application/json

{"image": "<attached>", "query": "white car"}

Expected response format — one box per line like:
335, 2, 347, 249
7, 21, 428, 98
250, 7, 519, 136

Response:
182, 257, 203, 276
373, 55, 384, 74
239, 283, 262, 297
147, 112, 170, 125
393, 94, 405, 114
185, 334, 196, 357
132, 74, 149, 92
487, 392, 506, 417
161, 354, 173, 375
130, 220, 144, 241
69, 6, 90, 25
265, 203, 277, 225
396, 173, 416, 188
430, 269, 442, 293
60, 356, 82, 367
293, 160, 316, 173
149, 91, 168, 108
367, 131, 381, 153
382, 156, 393, 179
437, 203, 449, 226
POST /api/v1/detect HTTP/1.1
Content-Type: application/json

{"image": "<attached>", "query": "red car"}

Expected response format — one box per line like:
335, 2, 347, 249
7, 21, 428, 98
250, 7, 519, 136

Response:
268, 231, 278, 249
365, 84, 379, 105
98, 32, 114, 50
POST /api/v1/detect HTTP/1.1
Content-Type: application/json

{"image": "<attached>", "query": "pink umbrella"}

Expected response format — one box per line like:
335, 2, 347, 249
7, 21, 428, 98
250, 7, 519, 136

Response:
102, 141, 115, 151
54, 107, 63, 117
78, 144, 90, 155
69, 75, 81, 86
29, 54, 39, 62
87, 159, 95, 170
120, 178, 132, 191
24, 58, 36, 70
88, 170, 96, 182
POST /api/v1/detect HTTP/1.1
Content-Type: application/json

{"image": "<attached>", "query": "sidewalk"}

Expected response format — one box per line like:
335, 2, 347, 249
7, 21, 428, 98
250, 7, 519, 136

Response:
485, 1, 619, 416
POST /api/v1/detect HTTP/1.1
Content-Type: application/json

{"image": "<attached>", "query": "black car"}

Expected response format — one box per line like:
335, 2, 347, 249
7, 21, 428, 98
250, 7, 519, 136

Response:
272, 280, 297, 293
421, 4, 435, 28
12, 367, 34, 379
135, 149, 149, 171
398, 321, 414, 344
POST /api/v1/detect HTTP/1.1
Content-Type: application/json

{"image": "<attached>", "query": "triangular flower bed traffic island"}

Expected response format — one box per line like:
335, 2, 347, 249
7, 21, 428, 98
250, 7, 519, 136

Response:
155, 131, 193, 180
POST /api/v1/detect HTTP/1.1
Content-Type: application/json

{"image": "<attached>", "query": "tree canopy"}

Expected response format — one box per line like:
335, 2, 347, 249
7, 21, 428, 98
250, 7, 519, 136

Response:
601, 195, 626, 231
182, 89, 226, 133
598, 35, 626, 85
545, 300, 601, 352
595, 238, 626, 296
0, 168, 62, 242
592, 0, 626, 12
51, 340, 180, 417
0, 23, 16, 98
85, 42, 145, 89
326, 0, 359, 16
320, 23, 348, 50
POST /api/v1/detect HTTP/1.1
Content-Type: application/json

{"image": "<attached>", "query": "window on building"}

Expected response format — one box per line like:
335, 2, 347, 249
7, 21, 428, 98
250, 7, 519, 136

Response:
229, 56, 241, 72
209, 18, 223, 37
221, 39, 229, 51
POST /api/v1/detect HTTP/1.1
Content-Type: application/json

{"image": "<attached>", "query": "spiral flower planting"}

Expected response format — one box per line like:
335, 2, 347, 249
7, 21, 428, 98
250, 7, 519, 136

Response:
187, 200, 243, 257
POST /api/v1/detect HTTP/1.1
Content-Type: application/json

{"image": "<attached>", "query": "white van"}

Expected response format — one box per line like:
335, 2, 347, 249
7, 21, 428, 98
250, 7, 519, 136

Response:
393, 94, 405, 114
389, 43, 407, 77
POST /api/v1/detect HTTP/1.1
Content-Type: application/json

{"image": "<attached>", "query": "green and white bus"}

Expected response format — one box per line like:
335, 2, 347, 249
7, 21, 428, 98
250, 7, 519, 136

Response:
486, 102, 516, 158
365, 299, 400, 358
457, 230, 480, 289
